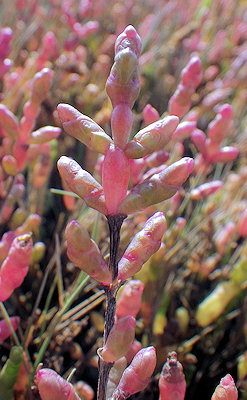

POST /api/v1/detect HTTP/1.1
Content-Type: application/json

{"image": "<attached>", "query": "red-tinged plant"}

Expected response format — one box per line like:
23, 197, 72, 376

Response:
0, 316, 20, 342
65, 219, 112, 285
0, 233, 33, 302
0, 27, 13, 79
0, 68, 59, 175
141, 103, 239, 183
190, 181, 223, 200
56, 25, 194, 400
106, 357, 128, 400
116, 280, 144, 319
168, 55, 203, 118
143, 104, 160, 125
159, 352, 186, 400
215, 221, 236, 256
0, 230, 15, 263
111, 346, 157, 400
191, 104, 239, 174
0, 65, 61, 226
97, 316, 136, 363
211, 374, 238, 400
125, 340, 142, 364
117, 212, 166, 282
237, 209, 247, 237
74, 380, 95, 400
36, 368, 81, 400
37, 31, 59, 70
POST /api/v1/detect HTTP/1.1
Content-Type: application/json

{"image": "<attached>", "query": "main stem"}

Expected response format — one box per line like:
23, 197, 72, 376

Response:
97, 214, 126, 400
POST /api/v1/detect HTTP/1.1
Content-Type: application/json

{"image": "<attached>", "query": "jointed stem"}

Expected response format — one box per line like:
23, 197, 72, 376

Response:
107, 214, 126, 281
104, 289, 117, 340
97, 214, 126, 400
97, 290, 116, 400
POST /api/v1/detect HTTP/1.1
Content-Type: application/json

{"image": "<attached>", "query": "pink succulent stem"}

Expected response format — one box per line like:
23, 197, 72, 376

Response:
143, 104, 160, 125
168, 55, 202, 118
65, 220, 112, 286
111, 104, 133, 149
0, 231, 15, 263
0, 316, 20, 342
190, 180, 223, 199
118, 212, 166, 282
172, 121, 196, 142
102, 145, 130, 215
112, 346, 157, 399
97, 316, 136, 363
0, 234, 32, 302
159, 352, 186, 400
238, 209, 247, 237
36, 368, 80, 400
215, 221, 236, 255
116, 280, 144, 318
211, 374, 238, 400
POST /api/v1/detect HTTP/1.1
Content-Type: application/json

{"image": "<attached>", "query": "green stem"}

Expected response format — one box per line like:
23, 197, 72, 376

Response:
55, 234, 64, 308
50, 188, 80, 198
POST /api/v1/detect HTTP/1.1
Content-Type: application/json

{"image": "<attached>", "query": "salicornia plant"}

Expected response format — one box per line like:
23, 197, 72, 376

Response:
55, 25, 194, 400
